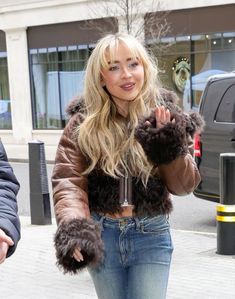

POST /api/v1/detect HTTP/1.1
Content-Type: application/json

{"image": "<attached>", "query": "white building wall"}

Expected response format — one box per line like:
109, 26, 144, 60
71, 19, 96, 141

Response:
0, 0, 234, 160
162, 0, 235, 10
5, 29, 32, 136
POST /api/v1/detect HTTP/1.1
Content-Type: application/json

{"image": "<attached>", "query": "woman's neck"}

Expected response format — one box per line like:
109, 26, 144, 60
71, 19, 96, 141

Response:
111, 96, 131, 118
114, 101, 129, 118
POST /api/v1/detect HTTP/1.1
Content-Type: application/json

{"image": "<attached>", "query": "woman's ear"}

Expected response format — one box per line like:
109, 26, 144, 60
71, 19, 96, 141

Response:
100, 76, 105, 87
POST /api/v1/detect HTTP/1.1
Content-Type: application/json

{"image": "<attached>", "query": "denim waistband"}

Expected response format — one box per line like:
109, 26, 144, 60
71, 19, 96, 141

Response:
91, 212, 167, 230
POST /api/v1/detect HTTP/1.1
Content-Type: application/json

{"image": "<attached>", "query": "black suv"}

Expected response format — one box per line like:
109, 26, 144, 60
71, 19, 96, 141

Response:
193, 72, 235, 202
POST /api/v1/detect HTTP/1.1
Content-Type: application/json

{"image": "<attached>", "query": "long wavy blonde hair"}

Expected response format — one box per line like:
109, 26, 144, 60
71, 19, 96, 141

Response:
78, 33, 162, 184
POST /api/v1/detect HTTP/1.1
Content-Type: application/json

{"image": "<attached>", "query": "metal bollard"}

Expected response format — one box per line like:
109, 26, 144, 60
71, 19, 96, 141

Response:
216, 153, 235, 255
28, 140, 52, 225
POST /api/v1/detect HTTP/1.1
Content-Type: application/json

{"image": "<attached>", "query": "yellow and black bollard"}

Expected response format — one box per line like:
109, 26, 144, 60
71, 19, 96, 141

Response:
216, 153, 235, 255
216, 204, 235, 255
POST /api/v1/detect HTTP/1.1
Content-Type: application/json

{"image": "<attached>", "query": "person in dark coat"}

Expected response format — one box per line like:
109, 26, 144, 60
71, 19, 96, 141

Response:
0, 139, 20, 264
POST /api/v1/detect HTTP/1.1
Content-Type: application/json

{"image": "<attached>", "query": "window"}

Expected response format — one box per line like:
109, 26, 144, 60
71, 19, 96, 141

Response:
191, 35, 207, 52
223, 32, 235, 50
170, 36, 190, 54
215, 84, 235, 123
206, 33, 222, 51
0, 33, 12, 129
30, 45, 92, 129
156, 31, 235, 112
28, 19, 118, 129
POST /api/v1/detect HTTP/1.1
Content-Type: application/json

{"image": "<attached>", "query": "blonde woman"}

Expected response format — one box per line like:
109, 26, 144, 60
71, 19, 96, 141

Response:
52, 33, 203, 299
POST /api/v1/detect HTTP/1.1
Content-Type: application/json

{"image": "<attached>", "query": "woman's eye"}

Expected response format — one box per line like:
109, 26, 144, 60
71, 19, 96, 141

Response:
109, 65, 119, 71
129, 61, 139, 68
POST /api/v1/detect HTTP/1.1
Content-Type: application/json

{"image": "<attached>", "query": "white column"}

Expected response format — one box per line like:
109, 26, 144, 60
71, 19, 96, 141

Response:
5, 27, 32, 143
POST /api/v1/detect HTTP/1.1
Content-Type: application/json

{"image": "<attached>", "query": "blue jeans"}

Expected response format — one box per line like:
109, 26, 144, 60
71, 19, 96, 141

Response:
88, 213, 173, 299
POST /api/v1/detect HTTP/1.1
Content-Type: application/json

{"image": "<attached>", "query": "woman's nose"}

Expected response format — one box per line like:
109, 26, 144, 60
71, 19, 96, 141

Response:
121, 67, 132, 78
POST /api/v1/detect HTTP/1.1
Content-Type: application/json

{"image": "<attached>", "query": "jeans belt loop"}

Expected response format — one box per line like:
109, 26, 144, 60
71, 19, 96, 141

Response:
119, 219, 128, 231
98, 215, 105, 231
134, 217, 141, 230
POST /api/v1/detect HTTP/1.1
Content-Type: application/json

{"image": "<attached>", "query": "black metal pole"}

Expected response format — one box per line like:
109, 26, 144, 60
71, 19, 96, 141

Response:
217, 153, 235, 255
28, 140, 52, 225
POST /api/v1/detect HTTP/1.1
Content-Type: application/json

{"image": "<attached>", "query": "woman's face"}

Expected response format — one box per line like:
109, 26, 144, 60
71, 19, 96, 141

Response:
101, 42, 145, 116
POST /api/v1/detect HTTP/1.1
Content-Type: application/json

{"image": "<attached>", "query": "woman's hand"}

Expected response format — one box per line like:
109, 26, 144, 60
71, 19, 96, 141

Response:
155, 106, 171, 129
145, 106, 172, 128
73, 247, 84, 262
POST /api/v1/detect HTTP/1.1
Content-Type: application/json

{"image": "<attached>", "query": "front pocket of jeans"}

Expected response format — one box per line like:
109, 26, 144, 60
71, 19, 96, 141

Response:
140, 216, 169, 234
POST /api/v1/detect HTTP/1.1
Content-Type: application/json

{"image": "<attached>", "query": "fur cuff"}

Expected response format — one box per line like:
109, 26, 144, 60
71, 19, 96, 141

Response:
135, 112, 187, 165
185, 112, 205, 137
54, 218, 104, 274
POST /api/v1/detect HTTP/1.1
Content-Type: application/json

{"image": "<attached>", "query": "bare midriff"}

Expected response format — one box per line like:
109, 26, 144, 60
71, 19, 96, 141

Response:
105, 205, 135, 218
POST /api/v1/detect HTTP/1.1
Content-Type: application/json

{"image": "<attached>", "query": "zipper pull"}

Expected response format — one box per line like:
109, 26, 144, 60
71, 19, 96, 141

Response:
119, 171, 133, 207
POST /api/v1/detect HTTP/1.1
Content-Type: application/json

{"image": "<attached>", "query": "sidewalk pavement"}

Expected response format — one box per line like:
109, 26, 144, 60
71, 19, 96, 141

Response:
1, 216, 235, 299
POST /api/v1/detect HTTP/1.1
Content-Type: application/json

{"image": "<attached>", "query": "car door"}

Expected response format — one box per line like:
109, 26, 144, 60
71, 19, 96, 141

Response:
195, 76, 235, 201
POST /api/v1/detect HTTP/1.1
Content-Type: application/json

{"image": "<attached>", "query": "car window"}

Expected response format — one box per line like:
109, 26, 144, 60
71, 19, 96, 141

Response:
215, 83, 235, 123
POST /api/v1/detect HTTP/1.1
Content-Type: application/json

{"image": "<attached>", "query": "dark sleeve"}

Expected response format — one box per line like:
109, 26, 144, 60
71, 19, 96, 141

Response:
0, 140, 21, 257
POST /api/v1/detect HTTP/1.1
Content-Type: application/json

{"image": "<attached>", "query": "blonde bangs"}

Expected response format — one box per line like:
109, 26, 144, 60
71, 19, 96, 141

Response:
100, 35, 143, 70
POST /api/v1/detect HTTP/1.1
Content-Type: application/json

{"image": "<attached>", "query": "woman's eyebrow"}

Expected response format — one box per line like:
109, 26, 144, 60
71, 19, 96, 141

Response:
108, 58, 134, 64
108, 60, 119, 64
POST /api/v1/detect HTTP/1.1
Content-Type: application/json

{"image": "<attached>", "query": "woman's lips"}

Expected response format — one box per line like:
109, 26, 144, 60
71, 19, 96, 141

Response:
120, 82, 135, 91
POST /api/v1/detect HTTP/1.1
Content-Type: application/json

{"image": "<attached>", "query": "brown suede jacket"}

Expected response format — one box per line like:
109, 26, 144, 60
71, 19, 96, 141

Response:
52, 89, 204, 274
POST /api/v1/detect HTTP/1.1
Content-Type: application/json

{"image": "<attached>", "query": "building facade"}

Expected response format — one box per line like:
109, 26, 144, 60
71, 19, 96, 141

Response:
0, 0, 234, 160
